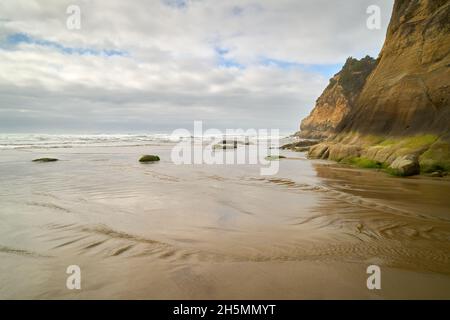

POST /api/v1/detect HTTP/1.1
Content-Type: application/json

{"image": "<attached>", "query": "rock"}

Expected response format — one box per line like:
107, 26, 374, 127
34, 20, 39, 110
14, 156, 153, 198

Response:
139, 155, 160, 162
297, 0, 449, 173
221, 139, 237, 144
265, 155, 286, 161
280, 140, 318, 150
429, 171, 444, 178
327, 144, 361, 161
388, 155, 420, 176
419, 139, 450, 173
342, 0, 450, 137
213, 144, 237, 150
214, 140, 239, 149
308, 143, 330, 159
298, 56, 377, 139
356, 223, 363, 233
32, 158, 58, 162
321, 149, 330, 159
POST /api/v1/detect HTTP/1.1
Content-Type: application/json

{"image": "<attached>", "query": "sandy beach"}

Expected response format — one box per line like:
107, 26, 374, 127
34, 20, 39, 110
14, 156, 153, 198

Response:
1, 135, 449, 299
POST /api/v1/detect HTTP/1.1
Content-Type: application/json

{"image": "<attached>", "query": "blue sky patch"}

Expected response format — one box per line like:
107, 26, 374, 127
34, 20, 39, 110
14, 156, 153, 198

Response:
4, 33, 127, 57
215, 47, 244, 69
260, 57, 342, 78
162, 0, 188, 9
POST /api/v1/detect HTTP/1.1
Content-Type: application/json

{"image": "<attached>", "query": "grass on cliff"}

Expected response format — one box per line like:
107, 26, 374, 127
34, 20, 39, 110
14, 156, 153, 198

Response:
419, 140, 450, 173
340, 157, 385, 169
377, 134, 438, 149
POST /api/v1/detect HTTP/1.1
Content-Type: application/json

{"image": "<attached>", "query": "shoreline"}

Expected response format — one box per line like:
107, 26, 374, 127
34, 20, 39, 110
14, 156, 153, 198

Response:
1, 142, 450, 298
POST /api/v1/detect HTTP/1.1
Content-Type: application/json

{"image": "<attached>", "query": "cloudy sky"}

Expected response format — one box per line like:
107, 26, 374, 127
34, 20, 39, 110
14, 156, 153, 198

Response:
0, 0, 393, 134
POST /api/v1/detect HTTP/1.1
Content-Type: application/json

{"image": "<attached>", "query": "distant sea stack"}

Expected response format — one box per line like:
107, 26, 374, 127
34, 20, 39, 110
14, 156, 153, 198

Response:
299, 0, 450, 175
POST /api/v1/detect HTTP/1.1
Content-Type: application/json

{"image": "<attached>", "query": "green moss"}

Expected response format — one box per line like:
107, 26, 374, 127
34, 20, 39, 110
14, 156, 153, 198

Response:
139, 155, 160, 162
32, 158, 58, 162
361, 135, 385, 146
419, 140, 450, 173
384, 167, 408, 177
376, 134, 438, 149
341, 157, 384, 169
377, 138, 397, 147
402, 134, 438, 149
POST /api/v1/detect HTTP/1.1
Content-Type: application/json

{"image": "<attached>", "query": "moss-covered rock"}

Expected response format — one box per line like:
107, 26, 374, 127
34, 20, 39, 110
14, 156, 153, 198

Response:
388, 155, 420, 176
265, 155, 286, 161
139, 155, 160, 162
32, 158, 58, 162
419, 140, 450, 173
308, 133, 449, 177
340, 157, 384, 169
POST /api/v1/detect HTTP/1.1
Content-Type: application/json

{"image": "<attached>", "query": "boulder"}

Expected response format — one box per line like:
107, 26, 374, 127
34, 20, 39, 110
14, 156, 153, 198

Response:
308, 143, 330, 159
429, 171, 444, 178
139, 155, 160, 162
327, 144, 361, 161
388, 155, 420, 176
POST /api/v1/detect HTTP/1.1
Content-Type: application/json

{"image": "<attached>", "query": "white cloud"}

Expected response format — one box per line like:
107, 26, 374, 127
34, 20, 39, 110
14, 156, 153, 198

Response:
0, 0, 393, 133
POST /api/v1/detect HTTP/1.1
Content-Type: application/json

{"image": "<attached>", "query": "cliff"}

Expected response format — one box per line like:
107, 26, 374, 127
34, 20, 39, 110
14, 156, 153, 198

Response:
300, 0, 450, 176
299, 56, 377, 139
337, 0, 450, 136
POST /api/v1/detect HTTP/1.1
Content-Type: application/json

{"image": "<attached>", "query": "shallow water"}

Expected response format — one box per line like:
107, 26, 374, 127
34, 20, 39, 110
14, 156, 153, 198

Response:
1, 135, 449, 299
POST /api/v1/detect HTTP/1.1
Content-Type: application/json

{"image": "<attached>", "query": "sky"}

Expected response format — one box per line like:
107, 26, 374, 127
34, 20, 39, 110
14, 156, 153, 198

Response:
0, 0, 394, 134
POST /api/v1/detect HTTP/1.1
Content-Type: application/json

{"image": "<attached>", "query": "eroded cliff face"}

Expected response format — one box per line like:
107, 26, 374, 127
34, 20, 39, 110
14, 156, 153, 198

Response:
338, 0, 450, 136
299, 56, 377, 139
300, 0, 450, 175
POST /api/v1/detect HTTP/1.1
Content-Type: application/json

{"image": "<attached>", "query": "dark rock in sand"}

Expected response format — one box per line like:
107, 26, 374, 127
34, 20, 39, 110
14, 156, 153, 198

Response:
213, 144, 237, 150
139, 155, 160, 162
265, 155, 286, 161
221, 139, 238, 145
356, 223, 364, 233
32, 158, 59, 162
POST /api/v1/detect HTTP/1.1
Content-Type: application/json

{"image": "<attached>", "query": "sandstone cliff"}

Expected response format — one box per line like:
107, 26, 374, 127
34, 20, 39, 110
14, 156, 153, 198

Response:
299, 56, 377, 139
337, 0, 450, 136
300, 0, 450, 175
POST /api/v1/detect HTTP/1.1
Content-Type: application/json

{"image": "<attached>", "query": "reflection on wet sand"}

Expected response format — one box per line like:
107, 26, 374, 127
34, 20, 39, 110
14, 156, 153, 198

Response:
0, 145, 449, 299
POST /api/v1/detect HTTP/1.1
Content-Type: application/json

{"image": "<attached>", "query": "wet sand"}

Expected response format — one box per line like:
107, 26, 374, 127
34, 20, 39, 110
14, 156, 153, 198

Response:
1, 141, 450, 299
